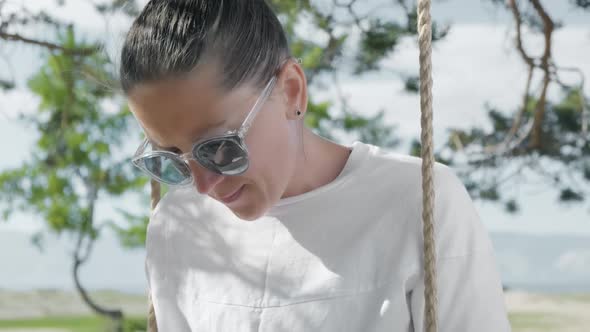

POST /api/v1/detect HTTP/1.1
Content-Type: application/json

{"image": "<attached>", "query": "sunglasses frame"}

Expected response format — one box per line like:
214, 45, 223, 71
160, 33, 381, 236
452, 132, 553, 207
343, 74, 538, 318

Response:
131, 57, 299, 186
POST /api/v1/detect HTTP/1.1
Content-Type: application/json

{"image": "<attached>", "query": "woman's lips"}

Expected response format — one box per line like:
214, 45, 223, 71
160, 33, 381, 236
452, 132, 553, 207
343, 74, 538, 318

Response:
220, 185, 244, 204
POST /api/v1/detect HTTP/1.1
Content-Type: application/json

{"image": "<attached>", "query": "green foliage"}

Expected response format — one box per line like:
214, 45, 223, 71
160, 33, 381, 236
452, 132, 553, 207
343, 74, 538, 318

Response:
405, 6, 450, 41
453, 0, 590, 212
442, 86, 590, 212
553, 88, 585, 132
574, 0, 590, 9
123, 317, 148, 332
344, 110, 400, 148
95, 0, 140, 16
409, 139, 451, 166
404, 76, 420, 93
560, 188, 584, 202
109, 208, 150, 249
305, 99, 331, 129
0, 78, 15, 90
0, 316, 105, 331
480, 187, 500, 201
0, 27, 146, 238
0, 315, 147, 332
410, 139, 421, 157
355, 19, 404, 73
488, 108, 512, 133
505, 199, 519, 214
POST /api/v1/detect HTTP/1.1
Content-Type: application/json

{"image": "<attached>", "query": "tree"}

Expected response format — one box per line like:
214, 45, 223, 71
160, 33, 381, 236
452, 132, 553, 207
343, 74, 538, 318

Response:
429, 0, 590, 213
0, 23, 146, 330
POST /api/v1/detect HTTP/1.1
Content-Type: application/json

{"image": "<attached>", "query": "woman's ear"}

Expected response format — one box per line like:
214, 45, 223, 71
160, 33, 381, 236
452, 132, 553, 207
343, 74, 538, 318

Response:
279, 60, 308, 120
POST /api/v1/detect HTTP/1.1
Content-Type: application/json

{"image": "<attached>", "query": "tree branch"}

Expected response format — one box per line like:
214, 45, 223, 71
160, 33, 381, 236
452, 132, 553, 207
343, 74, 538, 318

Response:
508, 0, 534, 67
0, 31, 98, 56
507, 63, 534, 146
528, 0, 554, 149
71, 177, 122, 329
485, 62, 535, 154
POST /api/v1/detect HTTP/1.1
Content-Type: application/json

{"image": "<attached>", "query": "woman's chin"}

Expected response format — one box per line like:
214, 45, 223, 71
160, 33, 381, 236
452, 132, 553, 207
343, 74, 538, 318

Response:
224, 188, 261, 221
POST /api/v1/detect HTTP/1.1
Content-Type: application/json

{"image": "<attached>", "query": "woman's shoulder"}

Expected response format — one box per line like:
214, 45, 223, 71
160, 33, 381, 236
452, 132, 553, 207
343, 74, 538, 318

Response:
360, 143, 493, 259
357, 142, 462, 199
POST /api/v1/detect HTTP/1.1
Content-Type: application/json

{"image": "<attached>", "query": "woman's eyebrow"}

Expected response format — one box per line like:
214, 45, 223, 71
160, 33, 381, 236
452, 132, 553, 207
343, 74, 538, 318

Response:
155, 119, 228, 151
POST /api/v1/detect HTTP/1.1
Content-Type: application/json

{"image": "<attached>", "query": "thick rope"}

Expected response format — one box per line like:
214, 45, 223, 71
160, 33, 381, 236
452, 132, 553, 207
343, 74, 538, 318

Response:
417, 0, 438, 331
147, 179, 160, 332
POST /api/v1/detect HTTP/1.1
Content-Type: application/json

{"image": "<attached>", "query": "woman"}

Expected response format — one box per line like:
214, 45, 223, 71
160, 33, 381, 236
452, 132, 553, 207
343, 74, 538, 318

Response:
120, 0, 511, 331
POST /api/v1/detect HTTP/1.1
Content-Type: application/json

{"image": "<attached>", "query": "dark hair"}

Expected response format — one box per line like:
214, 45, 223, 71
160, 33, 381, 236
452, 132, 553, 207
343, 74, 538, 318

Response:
120, 0, 291, 94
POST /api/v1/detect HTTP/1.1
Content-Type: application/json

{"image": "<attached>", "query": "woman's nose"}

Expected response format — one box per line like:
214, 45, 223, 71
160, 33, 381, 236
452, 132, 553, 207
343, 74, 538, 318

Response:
188, 160, 224, 195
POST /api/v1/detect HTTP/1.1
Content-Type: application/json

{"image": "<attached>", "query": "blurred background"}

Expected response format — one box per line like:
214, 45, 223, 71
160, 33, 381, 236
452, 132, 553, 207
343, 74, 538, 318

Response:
0, 0, 589, 331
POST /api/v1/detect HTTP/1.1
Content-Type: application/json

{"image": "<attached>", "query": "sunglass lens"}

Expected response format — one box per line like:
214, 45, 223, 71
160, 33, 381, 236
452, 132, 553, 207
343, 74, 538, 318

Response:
142, 154, 192, 185
195, 138, 248, 175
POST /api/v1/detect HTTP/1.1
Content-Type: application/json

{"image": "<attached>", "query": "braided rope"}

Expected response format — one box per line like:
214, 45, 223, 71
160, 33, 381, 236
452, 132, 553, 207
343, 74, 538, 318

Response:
147, 179, 160, 332
417, 0, 438, 331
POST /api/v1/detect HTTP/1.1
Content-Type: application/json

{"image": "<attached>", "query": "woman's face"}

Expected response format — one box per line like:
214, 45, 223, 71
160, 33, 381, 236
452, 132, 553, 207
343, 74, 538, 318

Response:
127, 60, 307, 221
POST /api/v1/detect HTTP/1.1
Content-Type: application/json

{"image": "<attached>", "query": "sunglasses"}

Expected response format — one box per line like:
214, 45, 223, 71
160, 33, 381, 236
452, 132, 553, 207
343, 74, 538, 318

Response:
131, 58, 297, 186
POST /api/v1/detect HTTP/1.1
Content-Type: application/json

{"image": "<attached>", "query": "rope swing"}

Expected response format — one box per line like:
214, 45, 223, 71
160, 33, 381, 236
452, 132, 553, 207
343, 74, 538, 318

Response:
417, 0, 438, 331
148, 177, 160, 332
146, 1, 438, 331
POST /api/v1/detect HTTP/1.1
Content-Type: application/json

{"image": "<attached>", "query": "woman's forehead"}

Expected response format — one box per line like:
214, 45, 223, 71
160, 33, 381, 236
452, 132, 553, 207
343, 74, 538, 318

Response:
128, 63, 264, 112
127, 71, 258, 150
129, 65, 226, 110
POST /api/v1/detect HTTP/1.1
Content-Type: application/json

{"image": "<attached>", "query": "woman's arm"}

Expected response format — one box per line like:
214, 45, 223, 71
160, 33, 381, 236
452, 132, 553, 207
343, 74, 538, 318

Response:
409, 165, 511, 331
409, 249, 511, 331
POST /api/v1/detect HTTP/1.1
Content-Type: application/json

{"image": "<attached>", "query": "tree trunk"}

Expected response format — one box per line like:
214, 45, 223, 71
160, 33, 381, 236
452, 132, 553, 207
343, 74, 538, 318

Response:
73, 254, 124, 332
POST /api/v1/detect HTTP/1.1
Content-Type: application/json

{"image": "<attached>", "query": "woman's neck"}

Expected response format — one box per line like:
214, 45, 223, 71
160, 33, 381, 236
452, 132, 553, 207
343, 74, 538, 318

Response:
281, 126, 352, 199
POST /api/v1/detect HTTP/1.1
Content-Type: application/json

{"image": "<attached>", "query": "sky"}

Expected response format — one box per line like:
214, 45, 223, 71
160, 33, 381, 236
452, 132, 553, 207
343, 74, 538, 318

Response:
0, 0, 589, 292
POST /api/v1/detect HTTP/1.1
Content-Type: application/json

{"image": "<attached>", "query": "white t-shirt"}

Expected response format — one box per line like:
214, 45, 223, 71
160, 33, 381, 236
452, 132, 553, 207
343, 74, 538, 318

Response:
146, 141, 511, 331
